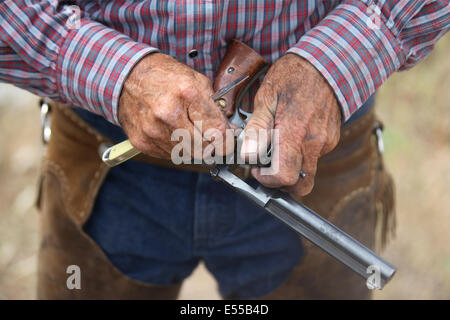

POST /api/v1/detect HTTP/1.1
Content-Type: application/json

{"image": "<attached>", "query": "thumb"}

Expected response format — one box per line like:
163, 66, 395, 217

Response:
240, 91, 277, 162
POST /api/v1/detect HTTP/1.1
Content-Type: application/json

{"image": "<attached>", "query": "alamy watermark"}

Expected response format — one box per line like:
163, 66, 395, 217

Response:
170, 121, 280, 175
66, 265, 81, 290
366, 264, 381, 290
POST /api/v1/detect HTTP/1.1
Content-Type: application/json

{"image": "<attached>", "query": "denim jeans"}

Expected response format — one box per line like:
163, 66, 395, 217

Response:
83, 160, 303, 298
78, 95, 375, 298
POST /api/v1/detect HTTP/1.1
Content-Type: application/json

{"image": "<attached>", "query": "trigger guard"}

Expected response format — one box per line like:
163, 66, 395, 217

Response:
231, 65, 269, 128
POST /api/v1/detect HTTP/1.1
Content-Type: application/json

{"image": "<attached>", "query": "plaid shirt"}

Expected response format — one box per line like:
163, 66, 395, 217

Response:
0, 1, 448, 125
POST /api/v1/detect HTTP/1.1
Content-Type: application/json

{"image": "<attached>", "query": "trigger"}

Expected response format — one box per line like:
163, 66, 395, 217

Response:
239, 109, 252, 125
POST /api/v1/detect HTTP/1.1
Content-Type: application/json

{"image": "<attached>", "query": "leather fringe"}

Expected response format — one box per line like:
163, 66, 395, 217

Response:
375, 171, 396, 252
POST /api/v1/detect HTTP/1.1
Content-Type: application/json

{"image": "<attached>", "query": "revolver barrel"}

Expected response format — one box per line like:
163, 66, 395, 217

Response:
211, 164, 396, 289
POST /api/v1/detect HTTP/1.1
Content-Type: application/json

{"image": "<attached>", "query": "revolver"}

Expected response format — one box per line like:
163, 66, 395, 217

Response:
102, 40, 396, 289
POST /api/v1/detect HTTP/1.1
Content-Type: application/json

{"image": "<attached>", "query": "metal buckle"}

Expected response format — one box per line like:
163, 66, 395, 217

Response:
373, 122, 384, 154
39, 99, 51, 144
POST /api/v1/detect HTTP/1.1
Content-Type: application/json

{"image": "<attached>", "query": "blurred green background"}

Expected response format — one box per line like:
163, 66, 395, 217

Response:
0, 35, 448, 300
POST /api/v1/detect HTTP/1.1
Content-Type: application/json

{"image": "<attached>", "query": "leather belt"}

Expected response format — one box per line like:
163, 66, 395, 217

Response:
42, 101, 379, 177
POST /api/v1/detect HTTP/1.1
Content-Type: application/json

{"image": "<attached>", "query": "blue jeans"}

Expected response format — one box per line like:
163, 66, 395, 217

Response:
78, 95, 375, 298
83, 161, 303, 298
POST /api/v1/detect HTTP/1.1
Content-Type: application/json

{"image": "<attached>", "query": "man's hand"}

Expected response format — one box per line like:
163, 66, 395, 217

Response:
119, 53, 230, 159
241, 53, 341, 198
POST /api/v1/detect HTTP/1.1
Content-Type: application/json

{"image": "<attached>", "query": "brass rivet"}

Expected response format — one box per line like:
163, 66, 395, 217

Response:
216, 98, 227, 109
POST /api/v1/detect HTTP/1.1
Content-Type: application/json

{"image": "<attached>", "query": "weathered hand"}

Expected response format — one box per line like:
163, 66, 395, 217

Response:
118, 53, 230, 159
241, 53, 341, 197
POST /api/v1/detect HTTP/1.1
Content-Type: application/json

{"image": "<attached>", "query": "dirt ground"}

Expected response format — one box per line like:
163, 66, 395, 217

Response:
0, 35, 448, 300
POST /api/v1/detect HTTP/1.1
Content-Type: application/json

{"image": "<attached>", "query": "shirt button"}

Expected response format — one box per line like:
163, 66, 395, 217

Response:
188, 49, 198, 59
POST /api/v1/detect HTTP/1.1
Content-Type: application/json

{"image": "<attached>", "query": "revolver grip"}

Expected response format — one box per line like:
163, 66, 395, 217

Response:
213, 40, 268, 116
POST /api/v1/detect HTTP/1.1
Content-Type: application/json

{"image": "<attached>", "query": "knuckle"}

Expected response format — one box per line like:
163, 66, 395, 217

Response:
300, 181, 315, 196
254, 87, 275, 111
296, 126, 307, 140
141, 122, 161, 139
290, 177, 315, 197
128, 135, 147, 152
141, 123, 153, 138
247, 114, 272, 131
204, 111, 227, 131
331, 131, 340, 146
152, 105, 169, 121
198, 74, 212, 88
316, 133, 328, 145
254, 89, 266, 105
177, 81, 197, 100
274, 172, 299, 187
215, 122, 228, 135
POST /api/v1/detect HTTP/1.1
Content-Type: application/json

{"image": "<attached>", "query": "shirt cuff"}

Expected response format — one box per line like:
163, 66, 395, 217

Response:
287, 0, 406, 121
56, 20, 158, 125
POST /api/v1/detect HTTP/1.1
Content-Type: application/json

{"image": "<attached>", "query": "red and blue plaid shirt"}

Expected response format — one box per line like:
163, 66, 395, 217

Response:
0, 1, 448, 124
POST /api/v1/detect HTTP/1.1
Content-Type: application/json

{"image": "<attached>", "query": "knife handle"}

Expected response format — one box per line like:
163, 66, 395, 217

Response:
102, 139, 141, 167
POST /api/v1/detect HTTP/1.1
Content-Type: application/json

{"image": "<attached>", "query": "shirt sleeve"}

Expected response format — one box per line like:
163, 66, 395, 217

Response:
287, 0, 450, 121
0, 1, 159, 125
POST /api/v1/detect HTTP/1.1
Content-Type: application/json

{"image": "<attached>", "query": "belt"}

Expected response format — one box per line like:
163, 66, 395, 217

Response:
40, 100, 382, 175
